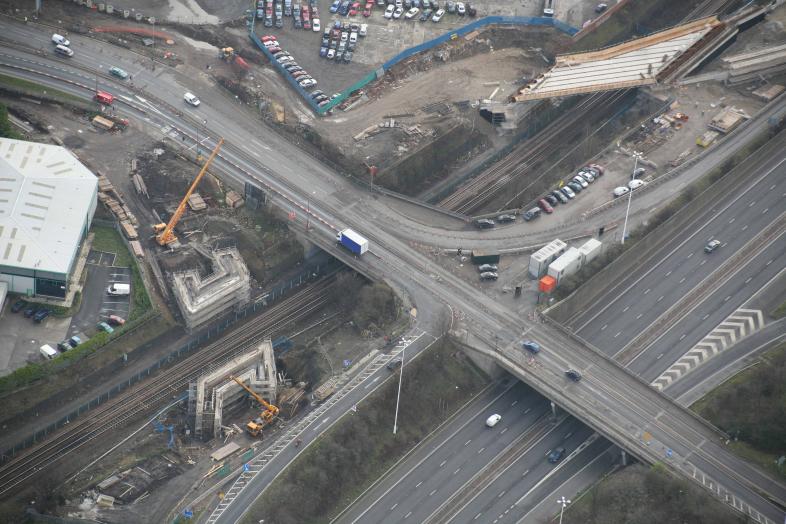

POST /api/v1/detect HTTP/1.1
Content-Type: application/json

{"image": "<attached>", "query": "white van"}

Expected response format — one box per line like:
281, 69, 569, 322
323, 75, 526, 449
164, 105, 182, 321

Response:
40, 344, 58, 360
52, 33, 70, 46
107, 283, 130, 296
54, 44, 74, 57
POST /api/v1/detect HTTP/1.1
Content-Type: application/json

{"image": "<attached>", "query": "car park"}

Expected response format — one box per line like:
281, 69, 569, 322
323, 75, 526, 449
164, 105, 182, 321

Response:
109, 66, 129, 79
548, 447, 566, 463
537, 198, 554, 214
475, 218, 495, 229
613, 186, 630, 198
521, 340, 540, 354
478, 264, 498, 272
485, 414, 502, 427
385, 4, 395, 17
523, 207, 541, 221
10, 300, 25, 313
551, 190, 568, 204
184, 92, 201, 106
480, 272, 498, 281
33, 309, 51, 323
393, 6, 404, 18
565, 369, 582, 382
496, 214, 516, 223
628, 179, 645, 190
704, 239, 721, 253
560, 186, 576, 199
405, 6, 419, 18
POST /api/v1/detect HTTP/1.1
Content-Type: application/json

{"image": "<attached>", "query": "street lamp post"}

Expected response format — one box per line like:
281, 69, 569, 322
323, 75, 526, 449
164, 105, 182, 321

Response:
393, 309, 417, 434
557, 496, 571, 524
621, 152, 640, 245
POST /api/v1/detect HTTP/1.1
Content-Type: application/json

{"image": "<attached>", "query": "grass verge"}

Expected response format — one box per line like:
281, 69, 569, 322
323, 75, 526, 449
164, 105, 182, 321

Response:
772, 300, 786, 320
691, 341, 786, 480
564, 463, 747, 523
242, 338, 489, 524
0, 73, 86, 107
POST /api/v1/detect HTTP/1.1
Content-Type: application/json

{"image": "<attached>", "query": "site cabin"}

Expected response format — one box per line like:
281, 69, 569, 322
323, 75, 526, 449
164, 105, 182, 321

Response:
94, 90, 115, 105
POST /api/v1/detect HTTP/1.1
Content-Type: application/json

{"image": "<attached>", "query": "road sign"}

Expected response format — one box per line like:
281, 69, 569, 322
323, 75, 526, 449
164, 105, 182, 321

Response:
183, 509, 193, 518
243, 462, 250, 472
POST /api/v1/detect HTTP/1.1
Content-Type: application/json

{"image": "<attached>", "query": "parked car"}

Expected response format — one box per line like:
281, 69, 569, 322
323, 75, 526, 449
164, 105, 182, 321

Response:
349, 1, 361, 14
343, 51, 353, 62
478, 264, 498, 272
479, 272, 498, 281
568, 181, 583, 193
578, 170, 594, 183
537, 198, 554, 214
97, 321, 114, 334
521, 340, 540, 354
552, 190, 568, 204
393, 6, 404, 18
404, 6, 419, 18
485, 414, 502, 427
69, 335, 82, 347
359, 23, 368, 35
109, 66, 129, 79
496, 214, 516, 223
704, 239, 721, 253
475, 218, 495, 229
628, 179, 645, 190
23, 307, 37, 318
57, 341, 73, 352
595, 3, 608, 13
565, 369, 582, 382
560, 186, 576, 199
10, 300, 25, 313
632, 167, 646, 178
313, 18, 321, 31
456, 1, 465, 14
446, 0, 455, 11
548, 447, 566, 463
33, 309, 51, 323
467, 3, 476, 15
385, 4, 395, 17
261, 34, 277, 42
572, 176, 588, 188
419, 8, 432, 20
319, 46, 328, 57
588, 163, 605, 175
544, 194, 559, 207
431, 7, 444, 20
523, 207, 541, 221
613, 186, 630, 198
349, 31, 358, 43
330, 0, 341, 12
108, 315, 126, 326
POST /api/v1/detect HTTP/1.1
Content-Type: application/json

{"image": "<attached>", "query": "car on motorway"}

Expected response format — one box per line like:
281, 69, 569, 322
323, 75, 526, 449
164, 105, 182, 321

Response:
384, 4, 395, 17
405, 6, 419, 18
613, 186, 630, 198
560, 186, 576, 199
33, 309, 51, 323
704, 239, 722, 253
565, 369, 582, 382
478, 264, 498, 272
386, 359, 402, 371
54, 44, 74, 57
184, 92, 201, 106
628, 179, 645, 190
552, 190, 568, 204
10, 300, 25, 313
109, 66, 129, 79
548, 447, 566, 463
52, 33, 70, 46
485, 414, 502, 427
432, 8, 445, 21
479, 272, 498, 281
475, 218, 495, 229
521, 340, 540, 354
537, 198, 553, 214
496, 214, 516, 223
523, 207, 541, 221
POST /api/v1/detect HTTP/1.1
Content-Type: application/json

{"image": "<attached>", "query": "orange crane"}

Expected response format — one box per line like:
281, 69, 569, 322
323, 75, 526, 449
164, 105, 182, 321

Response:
153, 137, 224, 246
230, 375, 280, 437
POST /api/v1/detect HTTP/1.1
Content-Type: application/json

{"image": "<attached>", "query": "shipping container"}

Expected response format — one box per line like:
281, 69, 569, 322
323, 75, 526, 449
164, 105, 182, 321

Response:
337, 229, 369, 255
578, 238, 602, 266
528, 239, 567, 278
471, 250, 500, 265
548, 247, 581, 283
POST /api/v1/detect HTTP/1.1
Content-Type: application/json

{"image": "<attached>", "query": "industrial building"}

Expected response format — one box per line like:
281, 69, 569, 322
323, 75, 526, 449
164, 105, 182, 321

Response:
0, 137, 97, 299
188, 339, 277, 440
170, 247, 251, 329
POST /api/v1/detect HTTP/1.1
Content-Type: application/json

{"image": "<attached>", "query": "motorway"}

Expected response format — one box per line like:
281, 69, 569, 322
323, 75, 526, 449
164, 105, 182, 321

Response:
1, 18, 785, 524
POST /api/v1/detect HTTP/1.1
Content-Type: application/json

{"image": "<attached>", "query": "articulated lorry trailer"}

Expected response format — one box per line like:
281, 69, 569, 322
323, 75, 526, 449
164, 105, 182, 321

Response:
337, 229, 369, 255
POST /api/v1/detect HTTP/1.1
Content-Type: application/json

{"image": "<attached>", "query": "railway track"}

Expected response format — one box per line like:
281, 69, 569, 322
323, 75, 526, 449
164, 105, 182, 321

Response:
0, 278, 336, 498
436, 0, 740, 216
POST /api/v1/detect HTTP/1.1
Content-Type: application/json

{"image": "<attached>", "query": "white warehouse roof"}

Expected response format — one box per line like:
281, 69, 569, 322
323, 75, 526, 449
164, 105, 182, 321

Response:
0, 138, 97, 275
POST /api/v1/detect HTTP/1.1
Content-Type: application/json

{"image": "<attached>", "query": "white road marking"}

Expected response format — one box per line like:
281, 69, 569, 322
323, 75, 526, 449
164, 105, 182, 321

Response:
500, 427, 508, 435
614, 332, 621, 338
439, 460, 446, 468
600, 324, 607, 331
687, 252, 694, 259
477, 447, 485, 454
390, 503, 397, 511
464, 440, 471, 446
643, 289, 650, 295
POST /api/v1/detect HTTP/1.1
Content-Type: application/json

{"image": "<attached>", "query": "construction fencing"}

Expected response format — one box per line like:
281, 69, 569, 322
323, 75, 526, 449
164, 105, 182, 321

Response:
249, 13, 577, 115
0, 258, 337, 463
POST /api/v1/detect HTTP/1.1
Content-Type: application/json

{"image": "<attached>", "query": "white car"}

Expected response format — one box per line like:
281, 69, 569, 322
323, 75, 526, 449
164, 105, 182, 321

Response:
486, 414, 502, 427
572, 176, 588, 188
384, 4, 395, 17
457, 1, 465, 14
349, 31, 358, 44
628, 179, 646, 190
263, 40, 279, 47
393, 6, 404, 18
613, 186, 630, 198
341, 31, 349, 42
312, 18, 321, 31
405, 6, 419, 18
359, 23, 368, 36
184, 92, 200, 106
431, 8, 444, 21
327, 48, 336, 59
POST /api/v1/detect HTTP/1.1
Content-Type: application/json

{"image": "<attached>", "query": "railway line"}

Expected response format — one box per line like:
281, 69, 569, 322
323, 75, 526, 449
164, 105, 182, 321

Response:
436, 0, 741, 215
0, 277, 337, 498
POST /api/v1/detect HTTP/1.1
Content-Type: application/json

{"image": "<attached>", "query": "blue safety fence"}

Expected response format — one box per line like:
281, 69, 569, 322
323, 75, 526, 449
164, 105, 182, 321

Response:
247, 12, 577, 115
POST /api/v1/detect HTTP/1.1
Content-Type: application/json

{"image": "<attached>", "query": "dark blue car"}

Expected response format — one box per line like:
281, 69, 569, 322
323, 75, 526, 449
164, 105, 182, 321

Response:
330, 0, 341, 12
320, 46, 328, 57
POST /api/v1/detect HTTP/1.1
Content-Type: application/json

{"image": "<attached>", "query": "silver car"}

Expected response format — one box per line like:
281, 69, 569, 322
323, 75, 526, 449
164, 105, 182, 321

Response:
480, 272, 498, 281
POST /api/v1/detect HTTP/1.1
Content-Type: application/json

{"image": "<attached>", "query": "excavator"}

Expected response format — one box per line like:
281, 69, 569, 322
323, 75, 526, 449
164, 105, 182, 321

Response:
153, 137, 224, 246
230, 375, 280, 438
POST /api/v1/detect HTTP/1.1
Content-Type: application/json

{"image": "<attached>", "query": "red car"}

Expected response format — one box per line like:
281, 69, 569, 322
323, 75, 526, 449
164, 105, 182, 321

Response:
363, 2, 372, 15
537, 198, 554, 214
267, 46, 281, 53
349, 1, 360, 14
262, 35, 277, 42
